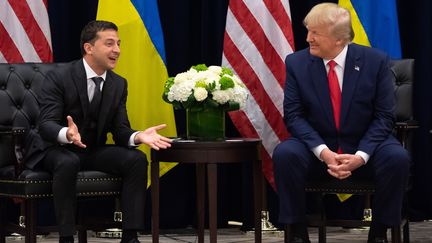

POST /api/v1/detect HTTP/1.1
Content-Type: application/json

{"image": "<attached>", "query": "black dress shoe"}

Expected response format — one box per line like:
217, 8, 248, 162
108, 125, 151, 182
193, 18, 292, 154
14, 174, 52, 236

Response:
285, 223, 310, 243
368, 221, 388, 243
290, 236, 311, 243
120, 238, 140, 243
59, 236, 74, 243
367, 237, 388, 243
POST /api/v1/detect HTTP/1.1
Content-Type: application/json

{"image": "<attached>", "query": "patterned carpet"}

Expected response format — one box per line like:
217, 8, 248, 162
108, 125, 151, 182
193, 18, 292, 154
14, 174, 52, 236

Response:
5, 221, 432, 243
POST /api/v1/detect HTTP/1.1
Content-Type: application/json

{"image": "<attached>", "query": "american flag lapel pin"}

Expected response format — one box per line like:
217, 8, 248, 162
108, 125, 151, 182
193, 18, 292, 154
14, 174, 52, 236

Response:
354, 65, 360, 71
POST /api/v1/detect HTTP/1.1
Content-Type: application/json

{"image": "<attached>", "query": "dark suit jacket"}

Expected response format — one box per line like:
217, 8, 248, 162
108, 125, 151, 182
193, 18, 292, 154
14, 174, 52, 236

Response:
25, 59, 135, 168
283, 43, 397, 157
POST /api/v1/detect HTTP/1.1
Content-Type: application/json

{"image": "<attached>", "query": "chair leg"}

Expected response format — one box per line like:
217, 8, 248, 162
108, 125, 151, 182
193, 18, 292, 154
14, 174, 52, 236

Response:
318, 194, 326, 243
318, 225, 326, 243
284, 225, 291, 243
24, 200, 37, 243
0, 199, 6, 243
403, 220, 410, 243
78, 230, 87, 243
391, 225, 402, 243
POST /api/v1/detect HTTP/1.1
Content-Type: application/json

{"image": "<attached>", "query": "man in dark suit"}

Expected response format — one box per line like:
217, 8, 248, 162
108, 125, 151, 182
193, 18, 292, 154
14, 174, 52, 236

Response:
26, 20, 172, 243
272, 3, 409, 243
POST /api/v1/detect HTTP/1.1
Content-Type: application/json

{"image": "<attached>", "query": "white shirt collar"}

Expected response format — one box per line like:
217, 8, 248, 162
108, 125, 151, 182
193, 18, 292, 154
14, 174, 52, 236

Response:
323, 45, 348, 68
83, 58, 107, 81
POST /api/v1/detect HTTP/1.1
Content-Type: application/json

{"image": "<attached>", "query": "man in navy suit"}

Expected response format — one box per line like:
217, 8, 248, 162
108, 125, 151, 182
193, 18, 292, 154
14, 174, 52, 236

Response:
272, 3, 409, 243
27, 20, 172, 243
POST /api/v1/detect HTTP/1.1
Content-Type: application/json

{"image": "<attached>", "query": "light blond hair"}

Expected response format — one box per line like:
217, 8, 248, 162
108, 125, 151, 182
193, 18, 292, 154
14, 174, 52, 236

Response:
303, 3, 354, 45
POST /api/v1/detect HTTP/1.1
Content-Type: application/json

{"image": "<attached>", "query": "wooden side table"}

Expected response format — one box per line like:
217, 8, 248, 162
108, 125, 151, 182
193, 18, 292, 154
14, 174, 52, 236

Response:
150, 138, 262, 243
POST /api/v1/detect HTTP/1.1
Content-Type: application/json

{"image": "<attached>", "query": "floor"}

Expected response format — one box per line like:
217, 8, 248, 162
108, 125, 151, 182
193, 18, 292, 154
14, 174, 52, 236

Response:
5, 221, 432, 243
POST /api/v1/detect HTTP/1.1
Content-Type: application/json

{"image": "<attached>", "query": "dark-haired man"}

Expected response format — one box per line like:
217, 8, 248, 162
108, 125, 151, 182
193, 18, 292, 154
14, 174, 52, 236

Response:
26, 20, 172, 243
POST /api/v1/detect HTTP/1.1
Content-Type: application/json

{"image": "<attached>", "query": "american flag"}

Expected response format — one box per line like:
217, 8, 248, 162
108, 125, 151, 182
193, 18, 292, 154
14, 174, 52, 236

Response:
0, 0, 53, 63
222, 0, 295, 189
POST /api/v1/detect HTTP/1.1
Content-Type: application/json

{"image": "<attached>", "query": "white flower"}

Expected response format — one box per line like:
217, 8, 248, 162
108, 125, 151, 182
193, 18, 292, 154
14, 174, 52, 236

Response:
193, 87, 208, 101
208, 65, 222, 74
212, 89, 232, 104
167, 80, 194, 102
232, 85, 249, 108
163, 64, 249, 110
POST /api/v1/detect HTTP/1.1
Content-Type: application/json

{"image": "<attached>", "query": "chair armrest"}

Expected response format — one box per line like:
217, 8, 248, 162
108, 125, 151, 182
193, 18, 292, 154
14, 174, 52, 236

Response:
395, 120, 419, 130
0, 126, 27, 177
395, 120, 418, 148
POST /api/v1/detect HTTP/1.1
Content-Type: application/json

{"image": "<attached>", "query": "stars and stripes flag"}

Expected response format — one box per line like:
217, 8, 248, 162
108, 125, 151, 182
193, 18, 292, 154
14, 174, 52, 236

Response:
222, 0, 294, 189
0, 0, 53, 63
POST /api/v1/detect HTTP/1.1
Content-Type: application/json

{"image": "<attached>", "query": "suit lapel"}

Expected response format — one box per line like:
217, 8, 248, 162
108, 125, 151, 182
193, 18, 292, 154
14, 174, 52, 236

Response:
97, 71, 115, 138
340, 44, 362, 128
309, 55, 335, 127
72, 60, 90, 117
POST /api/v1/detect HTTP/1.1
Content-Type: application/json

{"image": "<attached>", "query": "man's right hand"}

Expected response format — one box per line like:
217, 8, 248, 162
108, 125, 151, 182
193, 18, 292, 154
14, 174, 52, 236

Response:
320, 148, 352, 180
66, 115, 86, 148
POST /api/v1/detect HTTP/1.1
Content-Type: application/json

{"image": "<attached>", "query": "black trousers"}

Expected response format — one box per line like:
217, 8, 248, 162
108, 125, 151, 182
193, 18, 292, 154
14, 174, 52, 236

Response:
272, 136, 410, 227
41, 145, 148, 236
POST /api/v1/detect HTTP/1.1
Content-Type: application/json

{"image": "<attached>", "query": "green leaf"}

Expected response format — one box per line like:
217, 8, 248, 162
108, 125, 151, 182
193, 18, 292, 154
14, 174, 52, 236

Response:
221, 66, 233, 76
192, 64, 208, 71
219, 76, 234, 90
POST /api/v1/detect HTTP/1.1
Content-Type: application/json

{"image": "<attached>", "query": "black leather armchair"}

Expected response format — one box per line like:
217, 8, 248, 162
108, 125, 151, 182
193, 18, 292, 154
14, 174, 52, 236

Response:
0, 63, 123, 243
301, 59, 416, 243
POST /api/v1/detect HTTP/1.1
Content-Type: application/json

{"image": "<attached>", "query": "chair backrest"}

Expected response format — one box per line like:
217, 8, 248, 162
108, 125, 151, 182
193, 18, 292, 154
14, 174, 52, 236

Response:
391, 59, 414, 123
0, 63, 63, 167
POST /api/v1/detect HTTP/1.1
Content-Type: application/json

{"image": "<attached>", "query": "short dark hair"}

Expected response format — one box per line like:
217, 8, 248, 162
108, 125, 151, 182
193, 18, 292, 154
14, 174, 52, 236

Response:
80, 20, 118, 55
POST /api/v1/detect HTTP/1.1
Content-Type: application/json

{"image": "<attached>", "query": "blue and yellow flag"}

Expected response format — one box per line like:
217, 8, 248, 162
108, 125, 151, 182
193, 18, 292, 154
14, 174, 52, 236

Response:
97, 0, 177, 186
337, 0, 402, 202
339, 0, 402, 58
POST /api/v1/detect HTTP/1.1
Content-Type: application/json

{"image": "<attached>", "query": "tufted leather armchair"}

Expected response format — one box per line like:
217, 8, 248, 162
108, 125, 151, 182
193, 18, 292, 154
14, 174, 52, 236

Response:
300, 59, 417, 243
0, 63, 123, 243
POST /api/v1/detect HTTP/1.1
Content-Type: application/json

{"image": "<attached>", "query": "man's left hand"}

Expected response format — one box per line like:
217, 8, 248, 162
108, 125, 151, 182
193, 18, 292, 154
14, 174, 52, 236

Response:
134, 124, 172, 150
327, 154, 365, 180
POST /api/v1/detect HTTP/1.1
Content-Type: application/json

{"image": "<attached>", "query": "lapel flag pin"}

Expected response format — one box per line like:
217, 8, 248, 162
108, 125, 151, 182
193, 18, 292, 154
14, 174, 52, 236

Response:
354, 65, 360, 71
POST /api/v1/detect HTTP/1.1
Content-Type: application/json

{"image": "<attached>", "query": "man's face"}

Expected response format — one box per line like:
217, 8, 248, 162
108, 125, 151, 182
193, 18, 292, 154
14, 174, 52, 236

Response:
306, 23, 341, 59
85, 29, 120, 74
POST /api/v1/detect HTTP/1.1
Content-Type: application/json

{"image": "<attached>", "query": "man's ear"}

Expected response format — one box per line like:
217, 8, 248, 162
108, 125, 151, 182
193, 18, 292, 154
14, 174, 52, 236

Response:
83, 43, 93, 55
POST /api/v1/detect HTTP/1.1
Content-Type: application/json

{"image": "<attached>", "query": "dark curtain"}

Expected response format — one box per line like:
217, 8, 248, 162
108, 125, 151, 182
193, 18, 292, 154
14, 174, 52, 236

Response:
46, 0, 432, 229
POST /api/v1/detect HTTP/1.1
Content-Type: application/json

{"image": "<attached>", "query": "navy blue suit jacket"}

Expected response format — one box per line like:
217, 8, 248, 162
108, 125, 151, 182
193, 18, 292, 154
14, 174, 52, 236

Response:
283, 43, 397, 157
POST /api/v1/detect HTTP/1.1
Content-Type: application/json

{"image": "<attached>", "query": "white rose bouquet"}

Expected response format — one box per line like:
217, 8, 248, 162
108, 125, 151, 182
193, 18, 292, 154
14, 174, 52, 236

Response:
163, 64, 248, 111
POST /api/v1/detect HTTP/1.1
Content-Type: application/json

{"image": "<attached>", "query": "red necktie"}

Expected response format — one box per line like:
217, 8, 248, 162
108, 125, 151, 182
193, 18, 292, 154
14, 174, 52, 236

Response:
328, 60, 341, 130
327, 60, 342, 153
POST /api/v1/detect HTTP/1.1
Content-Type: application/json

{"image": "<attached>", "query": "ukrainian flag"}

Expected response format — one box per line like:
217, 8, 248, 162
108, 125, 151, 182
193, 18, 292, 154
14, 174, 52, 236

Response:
339, 0, 402, 58
337, 0, 402, 202
97, 0, 177, 186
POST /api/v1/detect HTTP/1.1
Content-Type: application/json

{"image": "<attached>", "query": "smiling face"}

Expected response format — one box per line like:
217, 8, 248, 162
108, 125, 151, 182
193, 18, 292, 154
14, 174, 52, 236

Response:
306, 23, 344, 59
83, 29, 120, 75
303, 3, 353, 60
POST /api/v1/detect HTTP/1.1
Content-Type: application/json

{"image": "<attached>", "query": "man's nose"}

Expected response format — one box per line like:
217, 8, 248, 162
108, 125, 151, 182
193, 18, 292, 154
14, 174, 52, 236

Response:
306, 32, 313, 42
113, 44, 120, 53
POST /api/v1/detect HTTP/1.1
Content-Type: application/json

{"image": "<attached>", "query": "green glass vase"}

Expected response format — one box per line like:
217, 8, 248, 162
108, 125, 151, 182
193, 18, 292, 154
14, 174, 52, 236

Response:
186, 107, 225, 140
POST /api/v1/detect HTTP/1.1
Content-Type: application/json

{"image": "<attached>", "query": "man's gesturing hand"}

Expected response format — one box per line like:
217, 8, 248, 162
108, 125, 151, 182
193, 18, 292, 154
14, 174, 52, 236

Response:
66, 115, 86, 148
134, 124, 172, 150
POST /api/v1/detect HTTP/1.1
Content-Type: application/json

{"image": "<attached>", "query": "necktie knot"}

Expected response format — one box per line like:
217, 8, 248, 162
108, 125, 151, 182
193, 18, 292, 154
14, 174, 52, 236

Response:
328, 60, 337, 70
91, 77, 103, 90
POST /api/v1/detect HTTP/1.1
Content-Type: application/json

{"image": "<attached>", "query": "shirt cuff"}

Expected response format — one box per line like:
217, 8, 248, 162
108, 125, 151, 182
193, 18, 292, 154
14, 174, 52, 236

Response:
129, 131, 140, 147
57, 127, 72, 144
312, 144, 328, 161
355, 150, 370, 164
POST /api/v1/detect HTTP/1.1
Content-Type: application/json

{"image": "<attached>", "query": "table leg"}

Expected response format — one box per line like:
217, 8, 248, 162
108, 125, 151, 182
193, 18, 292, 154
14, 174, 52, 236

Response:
207, 163, 217, 243
151, 161, 160, 243
196, 164, 206, 243
253, 159, 262, 243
